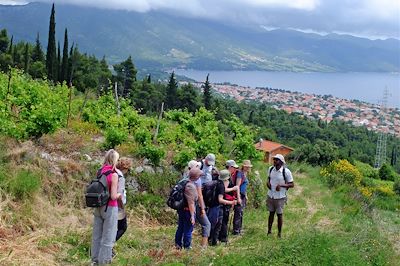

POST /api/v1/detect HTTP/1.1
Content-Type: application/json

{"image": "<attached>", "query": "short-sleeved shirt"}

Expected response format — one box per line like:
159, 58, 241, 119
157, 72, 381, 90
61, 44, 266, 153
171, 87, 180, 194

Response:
184, 181, 198, 206
200, 159, 213, 185
209, 180, 225, 207
267, 166, 293, 199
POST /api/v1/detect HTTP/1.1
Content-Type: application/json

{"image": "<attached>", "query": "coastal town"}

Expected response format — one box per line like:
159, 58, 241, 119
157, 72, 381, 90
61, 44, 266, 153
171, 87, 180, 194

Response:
186, 82, 400, 137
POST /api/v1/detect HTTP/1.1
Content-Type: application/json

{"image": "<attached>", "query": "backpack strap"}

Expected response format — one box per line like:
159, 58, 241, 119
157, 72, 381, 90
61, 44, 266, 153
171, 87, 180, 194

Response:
99, 169, 114, 212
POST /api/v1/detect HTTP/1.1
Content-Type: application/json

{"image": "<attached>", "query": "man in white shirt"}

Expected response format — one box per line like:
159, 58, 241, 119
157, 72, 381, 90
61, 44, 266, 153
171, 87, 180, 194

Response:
266, 154, 294, 238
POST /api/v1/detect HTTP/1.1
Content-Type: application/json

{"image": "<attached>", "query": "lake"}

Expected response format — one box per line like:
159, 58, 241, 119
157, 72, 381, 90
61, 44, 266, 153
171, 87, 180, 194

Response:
174, 70, 400, 108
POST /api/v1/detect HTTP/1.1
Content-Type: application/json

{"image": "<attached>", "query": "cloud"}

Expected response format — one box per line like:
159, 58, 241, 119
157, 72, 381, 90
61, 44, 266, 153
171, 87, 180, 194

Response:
2, 0, 399, 38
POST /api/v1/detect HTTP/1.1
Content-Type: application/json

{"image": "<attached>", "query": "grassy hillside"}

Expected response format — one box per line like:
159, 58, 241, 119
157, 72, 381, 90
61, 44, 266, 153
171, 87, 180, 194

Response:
0, 71, 399, 265
0, 137, 398, 265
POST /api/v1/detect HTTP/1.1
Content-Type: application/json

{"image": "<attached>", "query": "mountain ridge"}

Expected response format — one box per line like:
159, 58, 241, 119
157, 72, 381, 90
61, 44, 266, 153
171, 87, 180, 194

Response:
0, 2, 399, 72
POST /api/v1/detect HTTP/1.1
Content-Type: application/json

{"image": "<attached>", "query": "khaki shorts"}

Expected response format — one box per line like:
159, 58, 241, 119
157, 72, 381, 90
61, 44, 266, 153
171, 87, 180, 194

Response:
266, 197, 286, 214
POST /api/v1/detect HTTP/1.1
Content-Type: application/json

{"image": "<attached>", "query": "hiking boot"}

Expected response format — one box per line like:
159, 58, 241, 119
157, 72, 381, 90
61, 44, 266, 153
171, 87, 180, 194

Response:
232, 231, 241, 235
277, 233, 282, 238
267, 231, 272, 236
219, 238, 228, 243
112, 248, 117, 259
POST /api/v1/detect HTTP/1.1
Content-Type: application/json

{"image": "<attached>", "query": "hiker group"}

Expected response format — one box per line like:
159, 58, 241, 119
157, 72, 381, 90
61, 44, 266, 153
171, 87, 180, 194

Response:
86, 149, 293, 265
171, 153, 294, 250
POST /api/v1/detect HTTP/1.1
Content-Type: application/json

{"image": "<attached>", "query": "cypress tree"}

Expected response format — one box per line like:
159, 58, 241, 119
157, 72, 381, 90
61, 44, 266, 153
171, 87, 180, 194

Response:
23, 43, 29, 72
202, 73, 212, 110
67, 43, 74, 85
147, 74, 151, 83
0, 29, 9, 53
57, 41, 61, 82
166, 71, 178, 109
31, 32, 45, 62
61, 28, 69, 83
46, 3, 57, 81
8, 35, 13, 54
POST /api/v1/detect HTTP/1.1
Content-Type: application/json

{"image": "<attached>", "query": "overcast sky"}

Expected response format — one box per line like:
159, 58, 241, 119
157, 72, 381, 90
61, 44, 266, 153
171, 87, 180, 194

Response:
2, 0, 399, 39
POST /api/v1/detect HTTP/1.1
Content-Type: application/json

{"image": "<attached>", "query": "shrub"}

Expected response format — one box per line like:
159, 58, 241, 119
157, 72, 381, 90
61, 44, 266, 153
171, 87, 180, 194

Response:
354, 161, 379, 179
134, 128, 152, 145
393, 180, 400, 196
103, 127, 128, 149
379, 164, 397, 181
173, 149, 196, 171
320, 159, 362, 188
137, 145, 165, 166
9, 169, 41, 199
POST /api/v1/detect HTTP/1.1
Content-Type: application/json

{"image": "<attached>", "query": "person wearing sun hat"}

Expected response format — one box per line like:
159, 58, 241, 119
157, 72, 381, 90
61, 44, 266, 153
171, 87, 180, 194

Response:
211, 169, 238, 245
266, 154, 294, 238
206, 169, 237, 245
232, 159, 252, 235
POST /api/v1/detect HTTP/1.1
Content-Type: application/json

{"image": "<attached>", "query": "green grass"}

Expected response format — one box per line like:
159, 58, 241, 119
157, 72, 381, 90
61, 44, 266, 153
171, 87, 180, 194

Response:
40, 163, 399, 265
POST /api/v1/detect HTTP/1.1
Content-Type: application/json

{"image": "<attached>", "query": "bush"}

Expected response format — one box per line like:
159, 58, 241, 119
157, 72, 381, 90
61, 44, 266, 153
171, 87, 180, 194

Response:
8, 169, 41, 199
354, 161, 379, 179
320, 159, 362, 188
173, 149, 196, 171
379, 164, 397, 181
394, 180, 400, 196
137, 145, 165, 166
103, 127, 128, 149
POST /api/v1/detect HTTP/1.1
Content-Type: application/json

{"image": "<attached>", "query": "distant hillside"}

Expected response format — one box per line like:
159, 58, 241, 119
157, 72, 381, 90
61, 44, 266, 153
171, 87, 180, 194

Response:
1, 2, 399, 72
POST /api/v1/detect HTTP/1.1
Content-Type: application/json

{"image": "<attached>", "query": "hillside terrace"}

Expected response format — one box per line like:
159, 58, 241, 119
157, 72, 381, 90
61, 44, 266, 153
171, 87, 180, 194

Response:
182, 81, 400, 137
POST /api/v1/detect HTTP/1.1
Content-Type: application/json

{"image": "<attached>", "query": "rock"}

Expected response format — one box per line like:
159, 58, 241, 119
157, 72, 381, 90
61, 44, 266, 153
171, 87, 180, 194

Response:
143, 165, 155, 175
127, 178, 139, 193
83, 154, 92, 161
155, 167, 164, 174
40, 152, 53, 161
135, 166, 144, 174
143, 158, 150, 165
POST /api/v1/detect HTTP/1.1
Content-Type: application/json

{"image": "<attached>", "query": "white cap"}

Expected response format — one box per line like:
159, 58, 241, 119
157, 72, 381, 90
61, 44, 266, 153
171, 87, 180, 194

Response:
205, 153, 216, 166
272, 154, 286, 164
226, 159, 239, 168
188, 160, 201, 169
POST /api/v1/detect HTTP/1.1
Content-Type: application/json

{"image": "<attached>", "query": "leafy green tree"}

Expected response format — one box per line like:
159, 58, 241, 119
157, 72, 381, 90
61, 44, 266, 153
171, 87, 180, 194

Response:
379, 163, 396, 181
202, 73, 212, 109
46, 3, 57, 81
177, 83, 200, 113
60, 28, 69, 83
97, 56, 111, 95
113, 55, 136, 98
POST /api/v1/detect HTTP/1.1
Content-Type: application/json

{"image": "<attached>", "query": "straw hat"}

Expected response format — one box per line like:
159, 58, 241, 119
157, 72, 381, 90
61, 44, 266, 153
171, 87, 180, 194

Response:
242, 160, 253, 167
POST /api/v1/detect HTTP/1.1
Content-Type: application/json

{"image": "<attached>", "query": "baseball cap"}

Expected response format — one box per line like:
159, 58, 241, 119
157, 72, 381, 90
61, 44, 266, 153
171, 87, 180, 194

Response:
226, 159, 239, 168
272, 154, 286, 164
205, 153, 216, 166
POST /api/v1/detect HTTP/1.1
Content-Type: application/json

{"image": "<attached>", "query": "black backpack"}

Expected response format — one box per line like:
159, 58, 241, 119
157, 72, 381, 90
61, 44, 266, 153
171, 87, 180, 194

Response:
167, 179, 189, 210
202, 180, 219, 207
85, 169, 113, 208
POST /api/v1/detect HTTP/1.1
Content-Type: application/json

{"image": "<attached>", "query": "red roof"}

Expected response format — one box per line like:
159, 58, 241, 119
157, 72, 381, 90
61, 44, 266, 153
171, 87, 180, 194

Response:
254, 140, 294, 152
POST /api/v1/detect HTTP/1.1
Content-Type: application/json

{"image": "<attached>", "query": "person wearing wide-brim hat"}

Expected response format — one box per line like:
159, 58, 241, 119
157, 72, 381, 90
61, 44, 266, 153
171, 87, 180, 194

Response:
266, 154, 294, 238
210, 170, 237, 245
232, 160, 252, 235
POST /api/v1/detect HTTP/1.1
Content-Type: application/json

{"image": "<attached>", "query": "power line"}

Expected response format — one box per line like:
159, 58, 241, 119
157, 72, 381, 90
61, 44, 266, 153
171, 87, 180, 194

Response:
374, 87, 389, 168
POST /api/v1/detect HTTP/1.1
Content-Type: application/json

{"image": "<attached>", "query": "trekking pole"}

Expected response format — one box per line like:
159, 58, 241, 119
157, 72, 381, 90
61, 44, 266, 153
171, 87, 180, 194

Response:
226, 206, 234, 246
